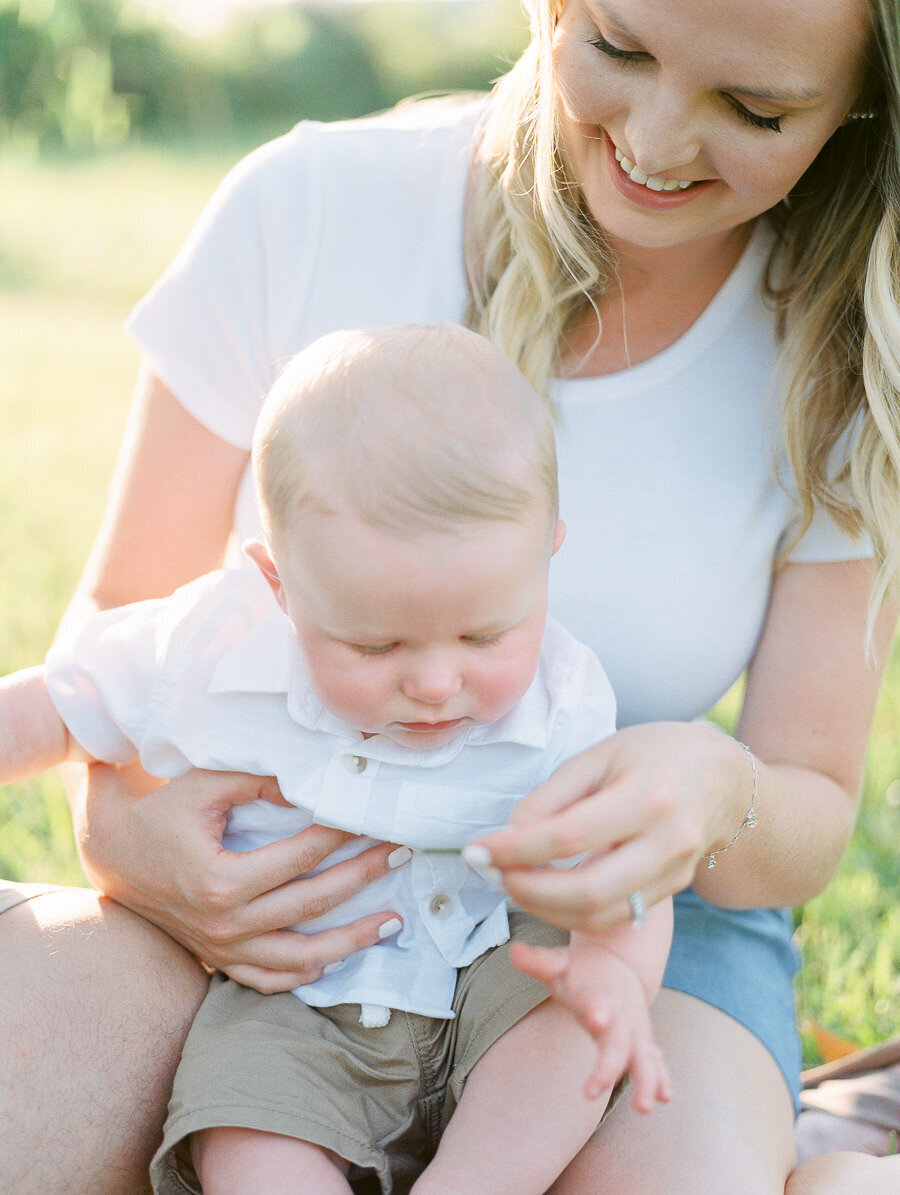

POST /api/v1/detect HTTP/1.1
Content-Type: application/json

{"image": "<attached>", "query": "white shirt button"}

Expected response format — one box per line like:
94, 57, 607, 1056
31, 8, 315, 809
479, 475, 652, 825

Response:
429, 894, 452, 919
343, 754, 368, 774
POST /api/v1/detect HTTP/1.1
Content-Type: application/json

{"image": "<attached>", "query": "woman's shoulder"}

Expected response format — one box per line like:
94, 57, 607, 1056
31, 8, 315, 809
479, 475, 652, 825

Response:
226, 95, 486, 199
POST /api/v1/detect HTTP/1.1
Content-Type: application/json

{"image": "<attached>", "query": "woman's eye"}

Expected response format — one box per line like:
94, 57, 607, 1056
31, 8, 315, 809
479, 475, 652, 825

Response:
587, 31, 647, 65
726, 98, 783, 133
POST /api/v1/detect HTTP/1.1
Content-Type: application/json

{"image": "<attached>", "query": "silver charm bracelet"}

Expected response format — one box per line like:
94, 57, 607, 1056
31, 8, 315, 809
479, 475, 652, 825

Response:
703, 740, 759, 870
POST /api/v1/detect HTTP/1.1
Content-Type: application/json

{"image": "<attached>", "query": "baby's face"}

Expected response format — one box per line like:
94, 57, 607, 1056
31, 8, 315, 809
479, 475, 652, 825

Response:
261, 509, 563, 749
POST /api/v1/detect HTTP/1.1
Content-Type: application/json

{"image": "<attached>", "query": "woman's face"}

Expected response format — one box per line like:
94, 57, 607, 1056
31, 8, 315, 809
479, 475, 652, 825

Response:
551, 0, 872, 252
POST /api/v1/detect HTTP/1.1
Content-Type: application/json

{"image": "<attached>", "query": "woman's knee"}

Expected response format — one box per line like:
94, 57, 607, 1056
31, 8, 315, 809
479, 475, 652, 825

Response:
0, 887, 208, 1194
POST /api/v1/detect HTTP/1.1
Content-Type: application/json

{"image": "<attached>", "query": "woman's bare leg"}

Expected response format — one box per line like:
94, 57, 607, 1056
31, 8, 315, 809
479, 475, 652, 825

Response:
786, 1152, 900, 1193
0, 888, 208, 1194
550, 989, 796, 1194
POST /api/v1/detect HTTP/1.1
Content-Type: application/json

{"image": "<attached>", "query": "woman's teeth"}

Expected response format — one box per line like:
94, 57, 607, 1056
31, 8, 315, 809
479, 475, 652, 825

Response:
614, 147, 694, 191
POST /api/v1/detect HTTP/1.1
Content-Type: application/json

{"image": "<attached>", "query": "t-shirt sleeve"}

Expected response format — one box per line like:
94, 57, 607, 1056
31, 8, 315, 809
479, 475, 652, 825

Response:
785, 506, 874, 563
125, 123, 323, 450
779, 413, 874, 563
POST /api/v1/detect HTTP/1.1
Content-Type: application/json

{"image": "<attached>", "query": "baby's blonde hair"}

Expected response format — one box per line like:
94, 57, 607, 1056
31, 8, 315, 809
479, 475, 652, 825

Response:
253, 324, 558, 549
464, 0, 900, 637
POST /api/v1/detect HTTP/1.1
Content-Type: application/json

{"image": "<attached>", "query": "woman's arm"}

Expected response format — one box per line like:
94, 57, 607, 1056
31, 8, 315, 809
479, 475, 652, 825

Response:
62, 366, 407, 988
694, 557, 896, 907
68, 363, 249, 614
468, 559, 896, 930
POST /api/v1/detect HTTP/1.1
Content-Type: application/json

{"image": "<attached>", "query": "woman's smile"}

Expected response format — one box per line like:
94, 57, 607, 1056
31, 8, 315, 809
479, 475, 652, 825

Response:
605, 132, 714, 208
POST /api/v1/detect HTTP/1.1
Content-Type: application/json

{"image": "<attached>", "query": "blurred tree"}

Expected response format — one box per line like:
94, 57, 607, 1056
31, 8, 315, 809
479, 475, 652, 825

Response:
212, 5, 390, 136
0, 0, 528, 155
0, 0, 131, 151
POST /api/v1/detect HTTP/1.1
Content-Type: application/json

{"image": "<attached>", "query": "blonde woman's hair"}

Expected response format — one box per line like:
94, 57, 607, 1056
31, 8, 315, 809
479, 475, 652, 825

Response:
253, 324, 558, 548
464, 0, 900, 635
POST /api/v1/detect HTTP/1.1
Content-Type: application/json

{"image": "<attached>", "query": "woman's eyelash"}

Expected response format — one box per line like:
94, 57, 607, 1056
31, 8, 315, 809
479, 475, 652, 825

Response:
727, 100, 783, 133
588, 32, 644, 63
588, 33, 784, 134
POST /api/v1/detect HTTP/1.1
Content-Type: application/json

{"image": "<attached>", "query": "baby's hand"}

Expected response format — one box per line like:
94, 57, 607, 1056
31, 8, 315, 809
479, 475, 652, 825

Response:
510, 934, 672, 1111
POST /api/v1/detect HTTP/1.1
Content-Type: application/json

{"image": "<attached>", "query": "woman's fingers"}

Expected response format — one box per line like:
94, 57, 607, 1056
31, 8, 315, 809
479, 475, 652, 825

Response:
500, 844, 691, 934
474, 778, 636, 869
507, 745, 616, 825
207, 912, 404, 986
214, 823, 366, 903
223, 840, 411, 938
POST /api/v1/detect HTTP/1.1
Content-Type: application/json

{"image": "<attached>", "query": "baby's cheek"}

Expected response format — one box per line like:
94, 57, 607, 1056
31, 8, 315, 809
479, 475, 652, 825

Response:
475, 654, 539, 720
305, 659, 381, 726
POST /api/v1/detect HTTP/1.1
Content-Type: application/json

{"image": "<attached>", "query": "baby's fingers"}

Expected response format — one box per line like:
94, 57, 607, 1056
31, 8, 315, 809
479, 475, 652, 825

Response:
583, 1035, 628, 1101
627, 1038, 673, 1114
508, 940, 569, 988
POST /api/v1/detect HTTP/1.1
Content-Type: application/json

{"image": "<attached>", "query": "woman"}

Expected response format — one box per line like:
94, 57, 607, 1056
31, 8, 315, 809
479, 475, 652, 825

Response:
2, 0, 897, 1189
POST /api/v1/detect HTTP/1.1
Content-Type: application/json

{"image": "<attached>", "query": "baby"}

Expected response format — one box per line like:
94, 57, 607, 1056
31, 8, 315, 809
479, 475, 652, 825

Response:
0, 324, 671, 1194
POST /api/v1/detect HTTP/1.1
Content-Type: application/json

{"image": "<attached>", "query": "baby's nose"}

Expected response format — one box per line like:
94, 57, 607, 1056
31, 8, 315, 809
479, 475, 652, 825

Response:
402, 658, 463, 704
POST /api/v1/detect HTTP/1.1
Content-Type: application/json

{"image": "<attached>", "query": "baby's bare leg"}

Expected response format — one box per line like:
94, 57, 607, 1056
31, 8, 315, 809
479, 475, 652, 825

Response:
192, 1127, 353, 1195
412, 1000, 607, 1195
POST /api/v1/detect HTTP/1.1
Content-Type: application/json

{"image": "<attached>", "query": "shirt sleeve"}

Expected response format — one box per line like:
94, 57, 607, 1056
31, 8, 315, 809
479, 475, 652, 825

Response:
43, 572, 232, 772
44, 600, 172, 765
125, 122, 324, 450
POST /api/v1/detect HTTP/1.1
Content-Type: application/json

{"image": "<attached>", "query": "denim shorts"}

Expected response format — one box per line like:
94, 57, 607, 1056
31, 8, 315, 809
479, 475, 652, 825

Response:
665, 887, 802, 1111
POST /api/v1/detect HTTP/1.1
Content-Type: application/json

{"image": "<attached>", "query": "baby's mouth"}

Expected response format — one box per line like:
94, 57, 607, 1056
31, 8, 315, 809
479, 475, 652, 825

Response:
614, 146, 696, 192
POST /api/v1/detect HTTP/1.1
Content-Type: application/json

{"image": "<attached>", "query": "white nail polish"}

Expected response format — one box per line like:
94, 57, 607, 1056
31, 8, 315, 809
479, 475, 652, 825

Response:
378, 917, 402, 939
462, 845, 504, 890
323, 961, 343, 975
388, 846, 413, 869
462, 844, 491, 868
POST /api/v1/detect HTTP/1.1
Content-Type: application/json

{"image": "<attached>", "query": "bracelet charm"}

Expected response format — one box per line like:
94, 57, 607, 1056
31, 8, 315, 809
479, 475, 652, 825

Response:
704, 740, 758, 870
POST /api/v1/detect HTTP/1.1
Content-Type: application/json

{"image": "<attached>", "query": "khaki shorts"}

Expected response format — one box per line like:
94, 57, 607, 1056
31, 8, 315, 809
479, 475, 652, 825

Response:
151, 911, 566, 1195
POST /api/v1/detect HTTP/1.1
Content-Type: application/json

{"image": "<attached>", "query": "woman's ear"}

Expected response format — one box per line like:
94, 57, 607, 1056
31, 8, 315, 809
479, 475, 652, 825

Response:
243, 538, 288, 612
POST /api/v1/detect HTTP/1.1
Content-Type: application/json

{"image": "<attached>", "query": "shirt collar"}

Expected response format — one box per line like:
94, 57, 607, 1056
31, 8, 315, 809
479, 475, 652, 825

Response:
208, 596, 556, 757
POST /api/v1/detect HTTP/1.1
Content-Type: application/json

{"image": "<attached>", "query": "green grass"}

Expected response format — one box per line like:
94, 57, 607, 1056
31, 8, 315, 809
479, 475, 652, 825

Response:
0, 146, 239, 882
0, 147, 897, 1059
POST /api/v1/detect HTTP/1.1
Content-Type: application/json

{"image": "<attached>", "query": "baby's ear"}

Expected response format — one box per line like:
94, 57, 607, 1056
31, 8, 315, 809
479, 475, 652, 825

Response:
552, 519, 566, 556
243, 538, 287, 612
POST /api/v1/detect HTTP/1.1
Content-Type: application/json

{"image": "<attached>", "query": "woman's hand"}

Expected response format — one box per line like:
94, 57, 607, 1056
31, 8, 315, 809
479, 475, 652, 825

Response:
469, 721, 749, 934
68, 761, 408, 993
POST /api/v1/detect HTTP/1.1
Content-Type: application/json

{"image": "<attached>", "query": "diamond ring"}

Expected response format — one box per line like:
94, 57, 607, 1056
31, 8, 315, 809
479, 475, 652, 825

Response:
629, 890, 646, 927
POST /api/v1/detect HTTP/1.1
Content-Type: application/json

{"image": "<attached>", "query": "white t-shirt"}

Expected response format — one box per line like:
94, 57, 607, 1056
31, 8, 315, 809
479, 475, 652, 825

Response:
45, 567, 617, 1019
126, 99, 870, 730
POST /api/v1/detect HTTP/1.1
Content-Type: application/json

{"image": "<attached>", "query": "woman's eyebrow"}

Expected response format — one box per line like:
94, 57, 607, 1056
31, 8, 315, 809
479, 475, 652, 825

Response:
591, 0, 643, 42
726, 84, 822, 105
589, 0, 822, 106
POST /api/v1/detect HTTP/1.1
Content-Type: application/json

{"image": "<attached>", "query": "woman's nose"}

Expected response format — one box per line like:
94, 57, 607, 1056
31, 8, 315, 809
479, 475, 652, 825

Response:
401, 657, 463, 704
623, 85, 701, 178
